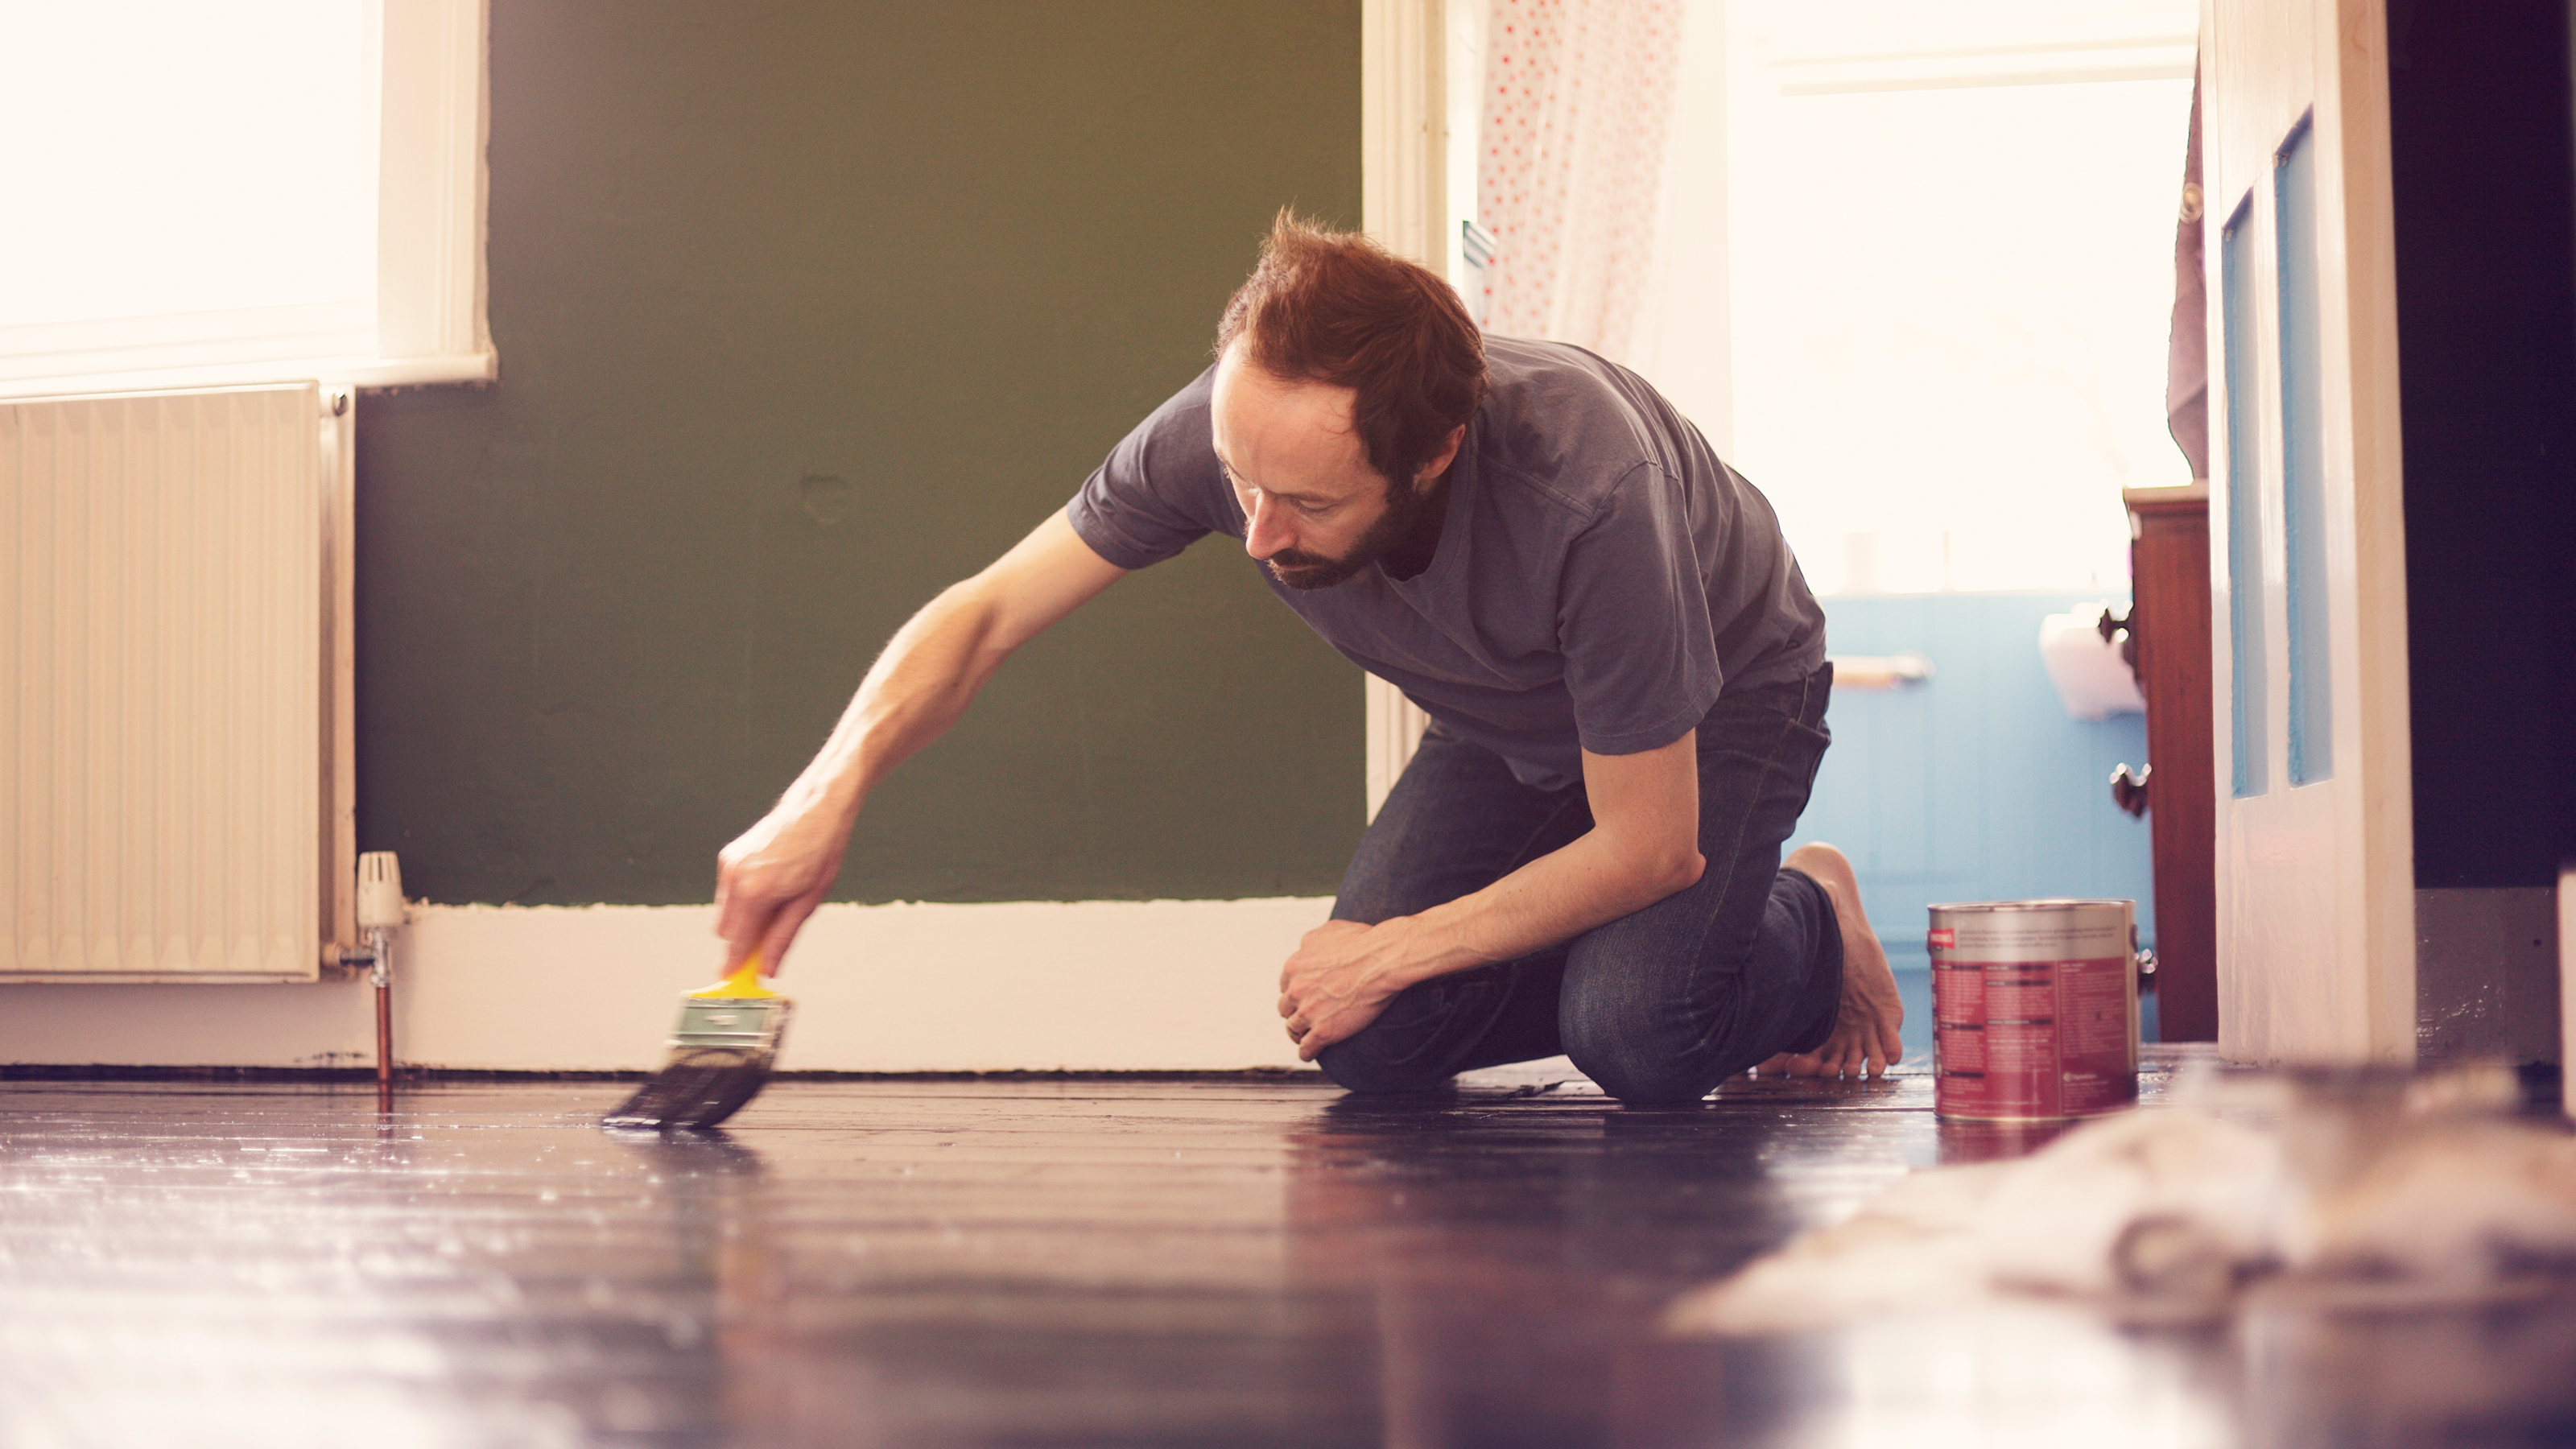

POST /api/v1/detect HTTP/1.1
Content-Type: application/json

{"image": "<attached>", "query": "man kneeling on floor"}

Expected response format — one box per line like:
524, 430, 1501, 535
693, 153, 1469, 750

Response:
711, 215, 1905, 1101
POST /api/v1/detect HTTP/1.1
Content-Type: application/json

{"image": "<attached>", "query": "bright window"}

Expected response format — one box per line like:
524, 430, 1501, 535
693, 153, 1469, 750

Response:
1721, 0, 2198, 595
0, 0, 490, 398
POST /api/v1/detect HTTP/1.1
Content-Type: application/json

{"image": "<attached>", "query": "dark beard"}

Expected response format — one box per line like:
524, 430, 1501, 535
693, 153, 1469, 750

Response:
1264, 477, 1446, 592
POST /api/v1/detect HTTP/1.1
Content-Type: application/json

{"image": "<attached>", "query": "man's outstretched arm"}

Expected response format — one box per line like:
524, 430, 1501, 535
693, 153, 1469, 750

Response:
713, 511, 1127, 972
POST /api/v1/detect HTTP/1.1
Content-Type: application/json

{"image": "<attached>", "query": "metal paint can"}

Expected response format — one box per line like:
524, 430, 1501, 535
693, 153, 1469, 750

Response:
1928, 899, 2138, 1121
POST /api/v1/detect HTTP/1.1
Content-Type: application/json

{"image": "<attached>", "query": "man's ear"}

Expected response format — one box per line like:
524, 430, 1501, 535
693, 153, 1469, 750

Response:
1414, 423, 1468, 486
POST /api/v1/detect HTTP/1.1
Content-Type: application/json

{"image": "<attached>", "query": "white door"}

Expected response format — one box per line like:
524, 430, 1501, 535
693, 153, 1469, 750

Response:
2202, 0, 2414, 1063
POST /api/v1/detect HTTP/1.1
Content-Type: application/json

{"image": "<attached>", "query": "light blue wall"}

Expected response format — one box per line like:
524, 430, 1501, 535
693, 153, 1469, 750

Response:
1796, 593, 2158, 1052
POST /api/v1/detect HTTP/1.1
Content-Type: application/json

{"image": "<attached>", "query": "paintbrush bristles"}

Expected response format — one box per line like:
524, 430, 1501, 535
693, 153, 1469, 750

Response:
602, 1049, 776, 1131
603, 993, 795, 1132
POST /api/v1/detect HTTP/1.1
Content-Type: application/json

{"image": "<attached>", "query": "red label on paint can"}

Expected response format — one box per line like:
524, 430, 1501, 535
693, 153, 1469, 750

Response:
1928, 901, 2137, 1122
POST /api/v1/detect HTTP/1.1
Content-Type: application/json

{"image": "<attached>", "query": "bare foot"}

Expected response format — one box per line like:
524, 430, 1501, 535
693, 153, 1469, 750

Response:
1759, 843, 1905, 1080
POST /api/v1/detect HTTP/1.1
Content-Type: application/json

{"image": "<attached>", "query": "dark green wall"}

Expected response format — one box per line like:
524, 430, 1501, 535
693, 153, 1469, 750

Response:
356, 1, 1365, 906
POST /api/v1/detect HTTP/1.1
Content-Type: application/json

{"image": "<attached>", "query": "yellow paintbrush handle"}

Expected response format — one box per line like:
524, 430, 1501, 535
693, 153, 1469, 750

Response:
690, 951, 779, 1000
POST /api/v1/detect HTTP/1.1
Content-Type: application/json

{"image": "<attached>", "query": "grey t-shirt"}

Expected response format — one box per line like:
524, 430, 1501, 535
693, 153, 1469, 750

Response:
1067, 336, 1826, 791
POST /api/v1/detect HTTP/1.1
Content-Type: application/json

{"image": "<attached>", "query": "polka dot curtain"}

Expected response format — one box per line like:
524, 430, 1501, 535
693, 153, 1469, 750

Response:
1478, 0, 1686, 365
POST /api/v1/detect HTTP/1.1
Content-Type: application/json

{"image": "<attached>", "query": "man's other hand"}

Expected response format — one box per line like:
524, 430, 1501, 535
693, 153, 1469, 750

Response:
712, 794, 851, 977
1278, 919, 1417, 1062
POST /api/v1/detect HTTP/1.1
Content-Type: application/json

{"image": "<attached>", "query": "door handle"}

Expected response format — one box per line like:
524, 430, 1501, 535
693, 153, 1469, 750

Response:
2098, 606, 2140, 680
2111, 762, 2151, 818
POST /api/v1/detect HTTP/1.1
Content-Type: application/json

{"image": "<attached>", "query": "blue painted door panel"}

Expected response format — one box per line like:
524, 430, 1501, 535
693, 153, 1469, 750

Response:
2275, 118, 2334, 786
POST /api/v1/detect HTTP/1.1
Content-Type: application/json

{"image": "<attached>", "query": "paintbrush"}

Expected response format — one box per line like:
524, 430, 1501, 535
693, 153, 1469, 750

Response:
602, 954, 795, 1131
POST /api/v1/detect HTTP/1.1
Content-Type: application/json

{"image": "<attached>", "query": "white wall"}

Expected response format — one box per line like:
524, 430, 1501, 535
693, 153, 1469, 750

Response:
0, 898, 1331, 1072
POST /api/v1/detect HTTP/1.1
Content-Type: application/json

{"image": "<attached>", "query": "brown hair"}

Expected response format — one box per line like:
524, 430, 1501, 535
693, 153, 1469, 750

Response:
1216, 212, 1487, 489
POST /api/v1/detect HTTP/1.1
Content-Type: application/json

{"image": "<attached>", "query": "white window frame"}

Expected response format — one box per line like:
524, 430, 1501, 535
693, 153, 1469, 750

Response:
0, 0, 493, 401
1360, 0, 1468, 819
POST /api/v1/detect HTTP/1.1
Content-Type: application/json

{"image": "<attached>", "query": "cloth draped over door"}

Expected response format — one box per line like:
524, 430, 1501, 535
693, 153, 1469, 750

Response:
1477, 0, 1687, 366
2165, 72, 2209, 480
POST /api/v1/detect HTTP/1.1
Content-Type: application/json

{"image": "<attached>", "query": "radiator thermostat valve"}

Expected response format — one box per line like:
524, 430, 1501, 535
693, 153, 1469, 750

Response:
358, 852, 407, 931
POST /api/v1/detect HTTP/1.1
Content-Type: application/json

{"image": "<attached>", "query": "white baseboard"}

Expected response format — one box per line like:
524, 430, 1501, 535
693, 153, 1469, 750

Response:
0, 897, 1335, 1073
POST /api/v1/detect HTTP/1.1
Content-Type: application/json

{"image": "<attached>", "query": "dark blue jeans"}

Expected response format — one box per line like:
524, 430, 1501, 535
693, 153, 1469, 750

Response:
1318, 665, 1842, 1104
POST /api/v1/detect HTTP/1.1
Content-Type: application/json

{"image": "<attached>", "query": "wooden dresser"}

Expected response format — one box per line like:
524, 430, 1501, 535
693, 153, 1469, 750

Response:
2121, 484, 2217, 1041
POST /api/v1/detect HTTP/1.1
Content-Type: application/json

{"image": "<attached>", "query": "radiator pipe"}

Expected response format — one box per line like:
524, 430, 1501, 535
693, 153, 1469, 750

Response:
353, 852, 408, 1113
369, 926, 394, 1105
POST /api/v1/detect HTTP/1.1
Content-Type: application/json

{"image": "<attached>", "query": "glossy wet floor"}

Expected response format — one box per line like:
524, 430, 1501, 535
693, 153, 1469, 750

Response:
2, 1052, 2570, 1448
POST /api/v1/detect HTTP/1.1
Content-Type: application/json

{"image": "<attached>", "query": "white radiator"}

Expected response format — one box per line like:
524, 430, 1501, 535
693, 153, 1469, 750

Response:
2, 383, 355, 982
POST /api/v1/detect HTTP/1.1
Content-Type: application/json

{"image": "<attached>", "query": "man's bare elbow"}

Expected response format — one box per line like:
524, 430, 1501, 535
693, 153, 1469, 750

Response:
938, 568, 1002, 613
1667, 848, 1707, 895
890, 576, 1005, 674
1626, 844, 1703, 902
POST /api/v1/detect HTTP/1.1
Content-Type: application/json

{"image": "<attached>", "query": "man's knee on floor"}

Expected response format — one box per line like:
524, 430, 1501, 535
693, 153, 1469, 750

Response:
1314, 1034, 1455, 1095
1558, 995, 1725, 1105
1567, 1051, 1715, 1105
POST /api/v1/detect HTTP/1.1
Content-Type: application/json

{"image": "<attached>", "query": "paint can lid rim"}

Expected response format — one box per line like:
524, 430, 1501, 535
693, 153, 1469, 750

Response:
1926, 898, 2135, 914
